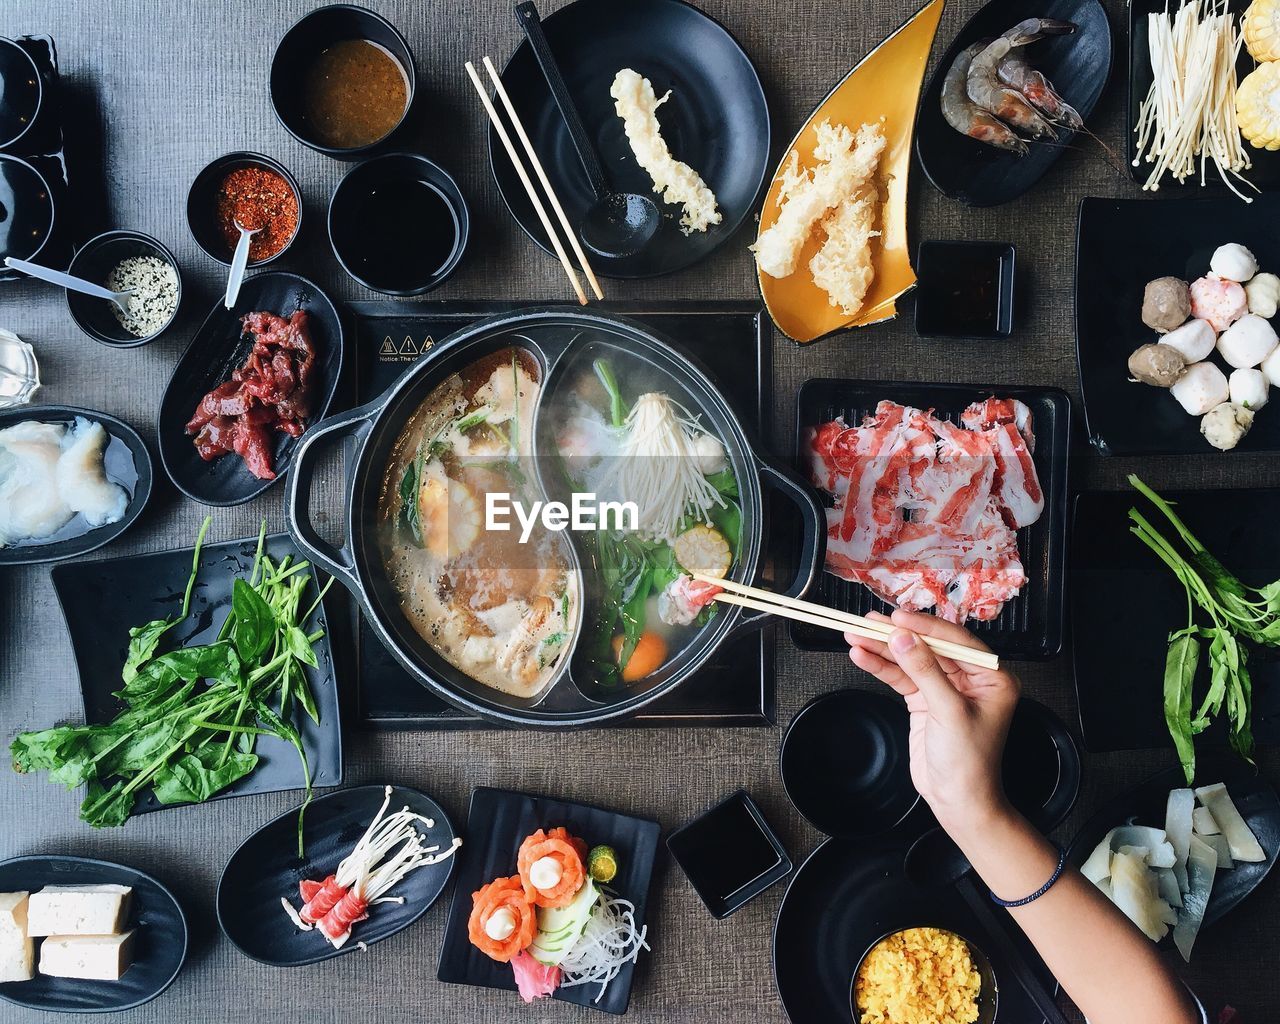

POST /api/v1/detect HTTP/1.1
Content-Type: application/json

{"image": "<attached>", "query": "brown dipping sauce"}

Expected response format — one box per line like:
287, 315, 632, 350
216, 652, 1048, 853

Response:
301, 39, 408, 150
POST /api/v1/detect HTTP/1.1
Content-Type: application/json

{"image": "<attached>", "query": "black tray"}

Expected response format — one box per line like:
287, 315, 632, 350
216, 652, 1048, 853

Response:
0, 35, 72, 283
346, 300, 779, 729
792, 379, 1070, 659
1127, 0, 1273, 190
436, 787, 660, 1015
49, 533, 343, 811
1071, 488, 1280, 752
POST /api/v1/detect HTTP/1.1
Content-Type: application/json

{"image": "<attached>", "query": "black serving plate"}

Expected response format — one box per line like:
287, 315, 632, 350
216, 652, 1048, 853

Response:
1071, 488, 1280, 752
780, 689, 919, 840
792, 379, 1071, 659
667, 789, 792, 919
1067, 764, 1280, 931
773, 838, 1054, 1024
217, 784, 457, 966
156, 271, 344, 506
915, 0, 1112, 207
1127, 0, 1273, 190
1075, 195, 1280, 455
0, 405, 152, 566
49, 533, 342, 812
438, 787, 660, 1015
491, 0, 769, 279
0, 855, 187, 1014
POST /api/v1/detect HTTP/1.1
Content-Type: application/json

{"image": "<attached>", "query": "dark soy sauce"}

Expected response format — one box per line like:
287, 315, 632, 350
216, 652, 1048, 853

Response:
346, 178, 458, 291
674, 796, 781, 900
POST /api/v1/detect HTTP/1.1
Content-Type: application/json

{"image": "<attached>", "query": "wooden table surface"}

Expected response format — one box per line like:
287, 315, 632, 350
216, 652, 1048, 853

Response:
2, 0, 1279, 1021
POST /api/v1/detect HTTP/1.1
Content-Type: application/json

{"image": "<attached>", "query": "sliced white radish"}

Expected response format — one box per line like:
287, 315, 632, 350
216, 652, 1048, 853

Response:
1166, 788, 1194, 893
1192, 805, 1221, 836
1173, 834, 1218, 962
1195, 783, 1266, 862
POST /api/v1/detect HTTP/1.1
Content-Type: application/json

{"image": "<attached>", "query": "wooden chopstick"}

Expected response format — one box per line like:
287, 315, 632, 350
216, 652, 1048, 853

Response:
464, 60, 588, 306
694, 573, 1000, 671
481, 56, 604, 301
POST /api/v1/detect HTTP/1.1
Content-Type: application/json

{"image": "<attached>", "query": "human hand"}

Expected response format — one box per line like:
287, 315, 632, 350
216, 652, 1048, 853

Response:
845, 609, 1021, 834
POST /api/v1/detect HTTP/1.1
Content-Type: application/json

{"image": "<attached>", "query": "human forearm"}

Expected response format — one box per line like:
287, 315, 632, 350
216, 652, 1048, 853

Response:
946, 803, 1199, 1024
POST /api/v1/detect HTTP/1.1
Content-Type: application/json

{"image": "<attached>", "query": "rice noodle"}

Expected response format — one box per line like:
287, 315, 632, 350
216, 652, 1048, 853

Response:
594, 392, 726, 542
557, 889, 650, 1003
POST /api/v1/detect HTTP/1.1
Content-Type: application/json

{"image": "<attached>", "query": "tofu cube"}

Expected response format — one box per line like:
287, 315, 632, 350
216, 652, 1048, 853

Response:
38, 931, 136, 981
27, 885, 132, 937
0, 891, 34, 982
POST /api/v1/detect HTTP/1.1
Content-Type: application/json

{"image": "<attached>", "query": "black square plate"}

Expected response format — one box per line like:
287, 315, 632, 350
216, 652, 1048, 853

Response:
1071, 488, 1280, 752
437, 787, 660, 1015
49, 534, 343, 811
1075, 194, 1280, 455
792, 379, 1071, 659
1127, 0, 1276, 190
666, 789, 791, 918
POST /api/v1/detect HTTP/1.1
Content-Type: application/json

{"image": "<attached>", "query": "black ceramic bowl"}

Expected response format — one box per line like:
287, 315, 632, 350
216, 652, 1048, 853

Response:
0, 37, 43, 152
780, 689, 919, 839
851, 926, 998, 1024
914, 240, 1016, 339
0, 153, 54, 265
186, 151, 302, 267
270, 4, 416, 159
327, 152, 469, 295
65, 230, 182, 347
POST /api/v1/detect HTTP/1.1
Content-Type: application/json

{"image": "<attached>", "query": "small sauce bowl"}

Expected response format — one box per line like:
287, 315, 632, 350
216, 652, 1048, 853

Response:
327, 152, 469, 295
0, 38, 43, 153
65, 230, 183, 348
186, 151, 302, 267
270, 4, 416, 159
0, 153, 55, 267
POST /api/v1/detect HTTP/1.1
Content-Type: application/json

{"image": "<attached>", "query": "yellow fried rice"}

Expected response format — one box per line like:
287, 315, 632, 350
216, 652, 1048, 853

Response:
854, 926, 982, 1024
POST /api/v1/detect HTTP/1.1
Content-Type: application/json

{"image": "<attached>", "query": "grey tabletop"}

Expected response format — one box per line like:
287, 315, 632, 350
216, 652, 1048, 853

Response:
2, 0, 1279, 1021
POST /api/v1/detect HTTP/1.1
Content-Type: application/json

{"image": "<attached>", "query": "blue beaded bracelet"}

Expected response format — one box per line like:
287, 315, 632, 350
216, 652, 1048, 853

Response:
990, 845, 1068, 908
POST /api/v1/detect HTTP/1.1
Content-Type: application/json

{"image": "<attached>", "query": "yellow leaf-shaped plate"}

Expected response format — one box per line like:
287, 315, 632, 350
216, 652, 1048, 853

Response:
755, 0, 945, 343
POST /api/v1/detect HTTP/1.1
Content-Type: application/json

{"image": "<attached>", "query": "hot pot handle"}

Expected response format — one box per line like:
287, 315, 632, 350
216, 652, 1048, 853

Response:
286, 403, 374, 596
726, 456, 826, 638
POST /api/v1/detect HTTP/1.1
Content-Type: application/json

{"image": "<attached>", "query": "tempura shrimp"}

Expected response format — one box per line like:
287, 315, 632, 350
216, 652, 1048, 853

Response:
967, 18, 1076, 139
942, 43, 1028, 155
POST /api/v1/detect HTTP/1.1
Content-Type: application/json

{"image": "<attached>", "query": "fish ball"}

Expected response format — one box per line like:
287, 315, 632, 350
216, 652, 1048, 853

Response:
1229, 367, 1270, 409
1142, 277, 1192, 332
1128, 343, 1186, 387
1190, 276, 1248, 332
1263, 344, 1280, 387
1217, 314, 1279, 368
1201, 402, 1254, 451
1161, 319, 1216, 363
1171, 362, 1230, 416
1246, 272, 1280, 318
1209, 243, 1259, 282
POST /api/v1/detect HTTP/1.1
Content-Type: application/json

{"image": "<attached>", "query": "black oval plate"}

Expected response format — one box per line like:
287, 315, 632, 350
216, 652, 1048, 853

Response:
1067, 763, 1280, 933
0, 404, 152, 566
915, 0, 1113, 207
217, 784, 457, 967
0, 855, 187, 1014
156, 271, 344, 507
491, 0, 770, 278
773, 838, 1053, 1023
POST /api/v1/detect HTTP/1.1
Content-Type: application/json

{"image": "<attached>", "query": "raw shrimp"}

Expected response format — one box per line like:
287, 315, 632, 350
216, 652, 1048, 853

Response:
942, 43, 1028, 155
996, 53, 1082, 129
1190, 276, 1248, 332
967, 19, 1076, 139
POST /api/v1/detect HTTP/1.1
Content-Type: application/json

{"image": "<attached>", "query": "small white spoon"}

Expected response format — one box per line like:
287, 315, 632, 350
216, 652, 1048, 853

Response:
4, 256, 135, 315
224, 220, 260, 310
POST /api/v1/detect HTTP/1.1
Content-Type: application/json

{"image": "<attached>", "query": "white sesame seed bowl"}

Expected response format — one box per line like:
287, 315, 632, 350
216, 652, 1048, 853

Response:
65, 230, 183, 347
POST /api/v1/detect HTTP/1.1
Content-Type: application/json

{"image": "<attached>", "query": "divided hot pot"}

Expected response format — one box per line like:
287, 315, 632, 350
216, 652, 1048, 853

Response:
288, 307, 823, 728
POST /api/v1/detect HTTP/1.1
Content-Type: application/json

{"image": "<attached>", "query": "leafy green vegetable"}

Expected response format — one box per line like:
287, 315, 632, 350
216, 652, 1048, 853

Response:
1129, 474, 1276, 783
399, 450, 422, 543
594, 359, 628, 428
11, 518, 332, 855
